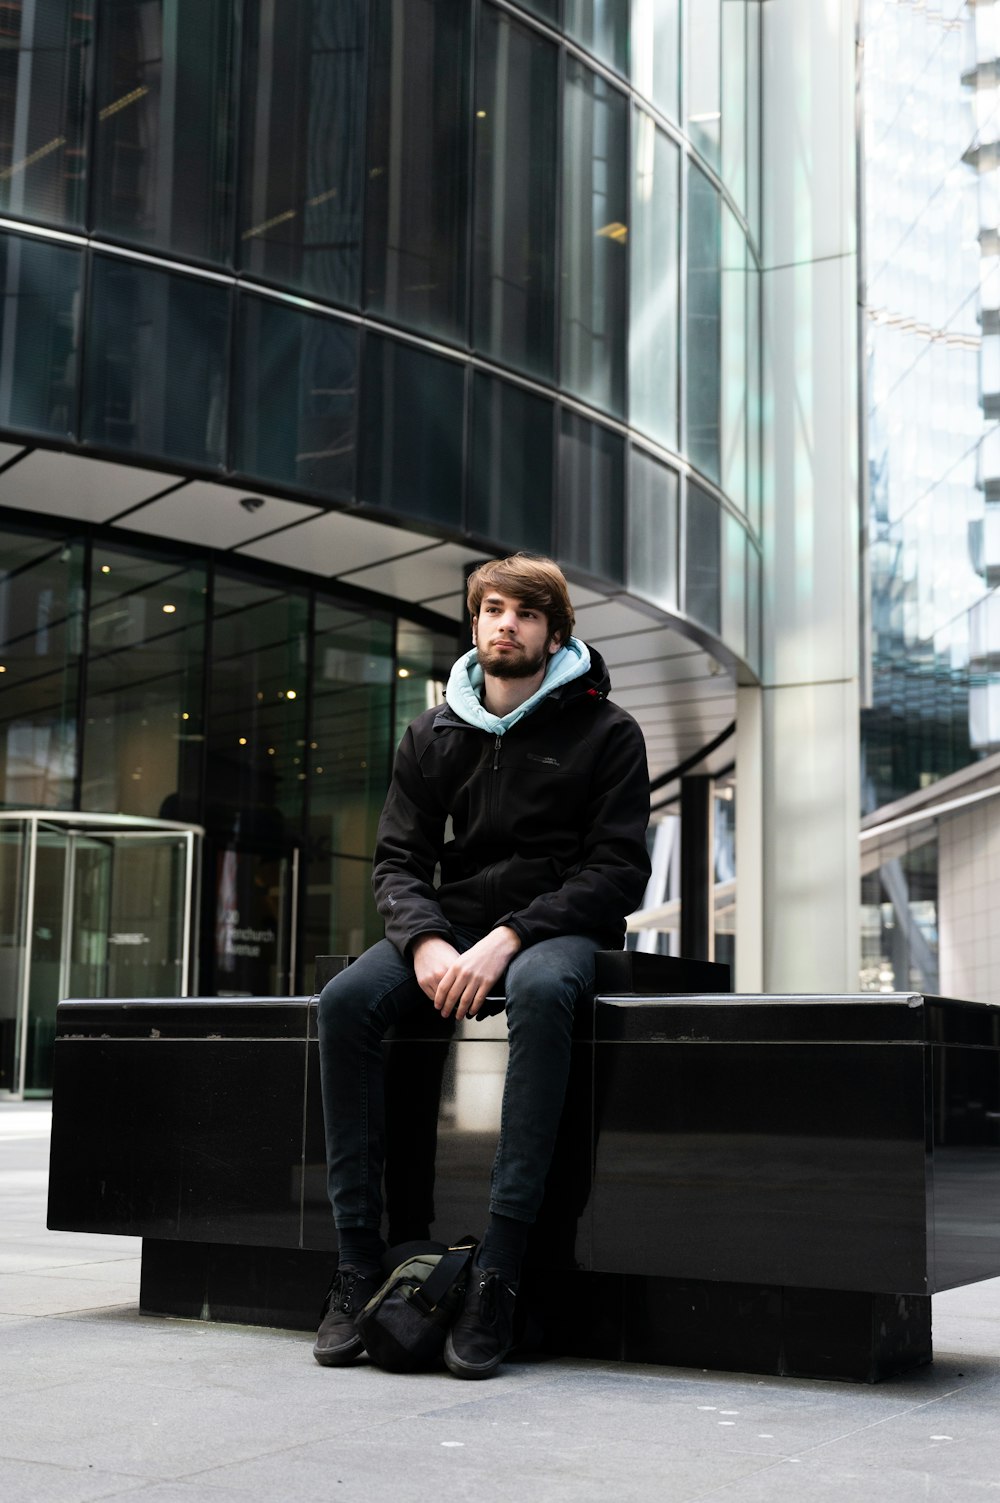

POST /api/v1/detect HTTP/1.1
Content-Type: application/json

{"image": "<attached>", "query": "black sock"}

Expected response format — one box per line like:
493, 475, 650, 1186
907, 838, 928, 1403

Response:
480, 1213, 529, 1288
336, 1227, 385, 1277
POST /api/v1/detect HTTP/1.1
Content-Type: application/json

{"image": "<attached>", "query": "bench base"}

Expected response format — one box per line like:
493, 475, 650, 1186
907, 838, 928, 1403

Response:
138, 1238, 931, 1383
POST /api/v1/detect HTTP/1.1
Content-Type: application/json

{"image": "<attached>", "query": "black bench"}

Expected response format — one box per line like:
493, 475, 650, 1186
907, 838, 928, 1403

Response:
46, 964, 1000, 1382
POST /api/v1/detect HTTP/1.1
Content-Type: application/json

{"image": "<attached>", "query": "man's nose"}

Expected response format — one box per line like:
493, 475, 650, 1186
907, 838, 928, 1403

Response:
497, 611, 519, 632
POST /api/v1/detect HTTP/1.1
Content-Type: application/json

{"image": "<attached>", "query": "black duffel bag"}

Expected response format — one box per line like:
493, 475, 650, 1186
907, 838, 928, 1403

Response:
357, 1239, 477, 1373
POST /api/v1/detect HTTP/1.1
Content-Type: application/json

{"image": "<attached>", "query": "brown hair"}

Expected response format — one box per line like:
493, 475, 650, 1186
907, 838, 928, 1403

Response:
466, 554, 575, 645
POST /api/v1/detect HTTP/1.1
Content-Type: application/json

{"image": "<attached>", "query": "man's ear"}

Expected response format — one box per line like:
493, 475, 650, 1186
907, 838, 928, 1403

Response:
471, 614, 479, 646
548, 632, 562, 656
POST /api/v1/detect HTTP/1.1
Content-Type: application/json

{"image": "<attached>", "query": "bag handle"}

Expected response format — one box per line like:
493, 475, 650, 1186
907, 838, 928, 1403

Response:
415, 1242, 476, 1311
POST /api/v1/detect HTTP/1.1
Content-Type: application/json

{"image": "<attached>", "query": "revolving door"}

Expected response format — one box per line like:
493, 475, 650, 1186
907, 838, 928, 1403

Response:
0, 812, 201, 1098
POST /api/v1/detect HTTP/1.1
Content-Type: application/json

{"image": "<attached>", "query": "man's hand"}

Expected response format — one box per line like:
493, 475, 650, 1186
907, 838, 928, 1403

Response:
415, 927, 522, 1021
411, 935, 463, 1002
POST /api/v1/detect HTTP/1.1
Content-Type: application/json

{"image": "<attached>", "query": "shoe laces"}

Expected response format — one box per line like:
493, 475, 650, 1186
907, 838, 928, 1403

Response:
326, 1268, 364, 1315
474, 1269, 508, 1327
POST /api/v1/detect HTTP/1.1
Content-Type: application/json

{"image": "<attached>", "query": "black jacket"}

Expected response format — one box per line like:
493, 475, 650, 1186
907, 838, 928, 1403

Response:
372, 646, 651, 953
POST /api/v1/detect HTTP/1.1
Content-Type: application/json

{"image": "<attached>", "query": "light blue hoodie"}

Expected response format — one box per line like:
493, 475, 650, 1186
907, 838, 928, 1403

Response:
445, 636, 592, 736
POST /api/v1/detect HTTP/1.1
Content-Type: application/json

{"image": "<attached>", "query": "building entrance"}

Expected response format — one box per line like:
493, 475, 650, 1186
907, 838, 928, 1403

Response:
0, 812, 201, 1099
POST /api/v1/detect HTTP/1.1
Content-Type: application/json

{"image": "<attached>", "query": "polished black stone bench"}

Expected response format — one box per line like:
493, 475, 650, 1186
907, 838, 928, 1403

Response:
46, 977, 1000, 1383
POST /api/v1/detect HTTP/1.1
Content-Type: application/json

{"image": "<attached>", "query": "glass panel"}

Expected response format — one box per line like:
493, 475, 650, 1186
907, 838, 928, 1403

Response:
0, 233, 81, 439
469, 373, 553, 553
473, 7, 558, 379
360, 334, 464, 527
365, 0, 471, 342
517, 0, 560, 22
24, 827, 65, 1093
81, 545, 207, 821
629, 111, 679, 450
747, 248, 761, 536
206, 573, 309, 840
0, 2, 92, 228
747, 2, 761, 250
0, 820, 28, 1093
0, 529, 83, 809
235, 295, 358, 501
558, 410, 624, 583
240, 0, 364, 306
630, 0, 679, 123
213, 846, 292, 995
561, 59, 628, 417
746, 536, 761, 676
93, 0, 237, 264
564, 0, 628, 74
721, 0, 747, 209
628, 447, 678, 613
722, 511, 747, 658
304, 604, 393, 968
721, 208, 747, 510
684, 480, 721, 634
686, 0, 721, 170
394, 619, 454, 746
84, 255, 231, 468
686, 165, 721, 483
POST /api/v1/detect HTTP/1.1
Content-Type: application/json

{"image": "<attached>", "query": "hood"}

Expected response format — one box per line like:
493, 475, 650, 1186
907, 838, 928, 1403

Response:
444, 635, 594, 735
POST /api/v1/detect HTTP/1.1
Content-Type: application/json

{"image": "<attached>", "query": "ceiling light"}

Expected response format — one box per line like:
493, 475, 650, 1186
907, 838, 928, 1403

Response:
397, 668, 411, 678
101, 564, 111, 574
286, 689, 297, 700
239, 737, 247, 746
181, 712, 189, 720
162, 603, 176, 614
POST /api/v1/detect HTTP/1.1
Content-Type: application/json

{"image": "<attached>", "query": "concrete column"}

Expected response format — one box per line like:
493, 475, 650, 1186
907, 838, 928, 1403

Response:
680, 775, 714, 960
756, 0, 861, 991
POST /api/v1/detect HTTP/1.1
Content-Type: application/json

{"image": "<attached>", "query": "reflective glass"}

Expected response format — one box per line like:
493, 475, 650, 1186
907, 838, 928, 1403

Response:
93, 0, 237, 265
240, 0, 364, 307
746, 2, 761, 249
469, 373, 553, 553
561, 60, 628, 417
84, 256, 231, 468
747, 248, 762, 536
516, 0, 560, 22
630, 0, 679, 122
686, 165, 721, 483
0, 3, 91, 227
206, 572, 309, 840
365, 0, 471, 342
0, 233, 80, 439
304, 604, 393, 963
746, 535, 761, 676
558, 411, 624, 584
564, 0, 628, 75
721, 0, 747, 210
360, 335, 464, 528
0, 528, 83, 809
473, 7, 558, 379
721, 208, 747, 510
684, 481, 721, 635
235, 296, 358, 502
81, 545, 207, 822
629, 112, 679, 450
721, 511, 746, 659
628, 447, 678, 613
394, 619, 453, 745
686, 0, 721, 170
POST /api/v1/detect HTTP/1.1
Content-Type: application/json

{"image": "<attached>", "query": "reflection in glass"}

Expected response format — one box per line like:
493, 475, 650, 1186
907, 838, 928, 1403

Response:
207, 574, 309, 838
687, 166, 721, 483
565, 0, 628, 74
365, 0, 471, 342
746, 537, 761, 676
304, 605, 393, 963
360, 335, 464, 528
473, 8, 557, 379
561, 59, 628, 416
686, 0, 721, 169
722, 512, 747, 659
240, 0, 364, 306
516, 0, 560, 22
0, 529, 83, 809
0, 3, 92, 227
628, 448, 678, 613
0, 233, 80, 439
746, 2, 761, 249
93, 0, 237, 264
721, 0, 747, 210
558, 411, 624, 584
394, 619, 453, 746
684, 481, 721, 634
84, 255, 230, 468
235, 296, 358, 501
631, 0, 680, 123
81, 546, 207, 822
630, 113, 679, 450
469, 373, 553, 553
721, 209, 748, 511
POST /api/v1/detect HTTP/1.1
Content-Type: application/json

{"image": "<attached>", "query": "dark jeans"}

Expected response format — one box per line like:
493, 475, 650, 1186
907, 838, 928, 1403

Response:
317, 929, 602, 1230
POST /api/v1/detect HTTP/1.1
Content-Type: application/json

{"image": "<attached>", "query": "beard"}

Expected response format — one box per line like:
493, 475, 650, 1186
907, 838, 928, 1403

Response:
476, 641, 550, 680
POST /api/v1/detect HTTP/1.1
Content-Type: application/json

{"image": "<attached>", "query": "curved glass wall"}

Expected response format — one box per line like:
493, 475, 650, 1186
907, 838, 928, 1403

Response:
0, 0, 763, 681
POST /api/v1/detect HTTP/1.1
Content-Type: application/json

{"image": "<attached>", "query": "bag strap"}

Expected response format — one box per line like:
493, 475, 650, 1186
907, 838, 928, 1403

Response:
416, 1243, 476, 1311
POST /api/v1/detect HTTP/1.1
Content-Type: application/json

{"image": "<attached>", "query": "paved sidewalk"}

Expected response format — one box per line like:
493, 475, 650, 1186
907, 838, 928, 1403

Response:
3, 1101, 1000, 1502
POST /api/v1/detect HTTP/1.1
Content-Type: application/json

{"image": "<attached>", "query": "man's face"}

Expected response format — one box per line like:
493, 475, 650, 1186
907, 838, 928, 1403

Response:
472, 591, 561, 680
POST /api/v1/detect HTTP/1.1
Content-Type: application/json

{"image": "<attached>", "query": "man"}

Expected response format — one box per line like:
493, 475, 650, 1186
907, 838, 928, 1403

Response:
315, 554, 650, 1379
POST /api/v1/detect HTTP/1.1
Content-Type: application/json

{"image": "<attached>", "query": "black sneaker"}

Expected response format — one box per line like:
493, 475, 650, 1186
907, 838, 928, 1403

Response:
313, 1268, 381, 1367
443, 1264, 516, 1379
